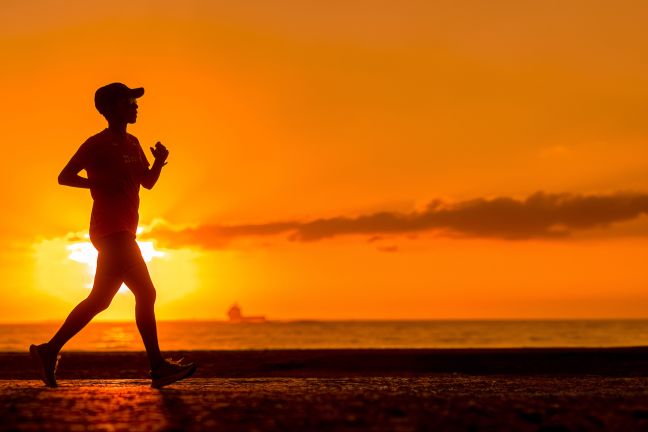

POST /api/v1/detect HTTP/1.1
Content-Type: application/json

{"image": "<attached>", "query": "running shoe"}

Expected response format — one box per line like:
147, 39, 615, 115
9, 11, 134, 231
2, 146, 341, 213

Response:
150, 358, 197, 388
29, 343, 60, 388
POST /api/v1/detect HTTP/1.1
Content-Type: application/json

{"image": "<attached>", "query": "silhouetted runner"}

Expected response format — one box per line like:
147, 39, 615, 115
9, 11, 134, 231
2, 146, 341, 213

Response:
30, 83, 196, 388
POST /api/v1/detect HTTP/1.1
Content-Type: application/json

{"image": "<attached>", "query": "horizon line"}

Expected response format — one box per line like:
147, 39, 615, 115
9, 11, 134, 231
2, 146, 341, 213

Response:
4, 317, 648, 325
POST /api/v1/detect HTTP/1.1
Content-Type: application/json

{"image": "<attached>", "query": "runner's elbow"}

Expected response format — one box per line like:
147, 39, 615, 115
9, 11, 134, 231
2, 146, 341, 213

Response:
58, 172, 69, 185
58, 166, 78, 186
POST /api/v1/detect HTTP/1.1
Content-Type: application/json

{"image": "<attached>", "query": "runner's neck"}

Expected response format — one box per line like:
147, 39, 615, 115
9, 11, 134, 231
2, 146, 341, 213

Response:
106, 122, 128, 139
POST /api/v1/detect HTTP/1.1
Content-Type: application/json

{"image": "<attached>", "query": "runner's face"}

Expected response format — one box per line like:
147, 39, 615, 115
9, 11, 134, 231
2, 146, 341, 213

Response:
108, 97, 139, 124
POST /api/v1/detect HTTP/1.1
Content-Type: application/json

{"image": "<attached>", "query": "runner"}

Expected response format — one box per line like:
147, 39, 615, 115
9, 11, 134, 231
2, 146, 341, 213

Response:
30, 83, 196, 388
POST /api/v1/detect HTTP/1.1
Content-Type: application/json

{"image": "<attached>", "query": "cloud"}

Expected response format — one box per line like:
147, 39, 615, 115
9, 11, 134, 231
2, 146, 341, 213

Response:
143, 220, 300, 249
141, 191, 648, 248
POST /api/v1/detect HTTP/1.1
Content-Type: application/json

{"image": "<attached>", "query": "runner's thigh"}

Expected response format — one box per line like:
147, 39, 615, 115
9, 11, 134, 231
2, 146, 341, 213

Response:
88, 250, 125, 302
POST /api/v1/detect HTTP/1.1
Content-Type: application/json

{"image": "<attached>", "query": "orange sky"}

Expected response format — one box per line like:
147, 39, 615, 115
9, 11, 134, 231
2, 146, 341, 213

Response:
2, 1, 648, 322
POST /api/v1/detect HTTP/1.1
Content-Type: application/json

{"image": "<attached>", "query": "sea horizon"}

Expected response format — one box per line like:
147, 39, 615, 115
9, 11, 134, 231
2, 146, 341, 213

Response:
5, 319, 648, 352
7, 317, 648, 324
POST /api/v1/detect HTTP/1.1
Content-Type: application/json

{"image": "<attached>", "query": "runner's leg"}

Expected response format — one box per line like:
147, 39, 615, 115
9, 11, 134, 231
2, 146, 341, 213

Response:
123, 259, 164, 369
48, 249, 123, 354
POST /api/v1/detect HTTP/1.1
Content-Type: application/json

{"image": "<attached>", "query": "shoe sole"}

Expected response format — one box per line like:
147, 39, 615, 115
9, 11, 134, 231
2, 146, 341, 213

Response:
29, 344, 57, 388
151, 363, 197, 389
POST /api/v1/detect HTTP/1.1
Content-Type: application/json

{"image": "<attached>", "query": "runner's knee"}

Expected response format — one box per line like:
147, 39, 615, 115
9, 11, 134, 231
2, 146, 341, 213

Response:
135, 286, 156, 305
85, 294, 113, 313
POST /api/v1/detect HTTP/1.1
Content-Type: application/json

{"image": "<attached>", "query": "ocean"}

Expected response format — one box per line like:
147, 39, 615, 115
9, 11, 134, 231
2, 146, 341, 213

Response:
3, 320, 648, 352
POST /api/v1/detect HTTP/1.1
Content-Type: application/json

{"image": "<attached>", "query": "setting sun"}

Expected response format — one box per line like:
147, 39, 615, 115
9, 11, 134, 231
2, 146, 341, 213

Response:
32, 225, 203, 321
67, 227, 165, 292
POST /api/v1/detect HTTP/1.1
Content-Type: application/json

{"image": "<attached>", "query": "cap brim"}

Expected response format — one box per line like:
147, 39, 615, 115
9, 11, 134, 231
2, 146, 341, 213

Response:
130, 87, 145, 98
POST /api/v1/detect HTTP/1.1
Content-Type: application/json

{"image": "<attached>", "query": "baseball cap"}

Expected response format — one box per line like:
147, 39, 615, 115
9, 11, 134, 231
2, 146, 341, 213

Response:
94, 82, 144, 115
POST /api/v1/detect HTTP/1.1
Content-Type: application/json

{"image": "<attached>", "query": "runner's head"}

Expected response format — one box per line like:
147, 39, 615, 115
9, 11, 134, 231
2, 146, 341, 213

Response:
94, 83, 144, 124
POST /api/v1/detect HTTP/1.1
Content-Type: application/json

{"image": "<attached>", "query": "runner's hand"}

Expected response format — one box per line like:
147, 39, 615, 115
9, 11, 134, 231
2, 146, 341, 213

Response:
150, 142, 169, 166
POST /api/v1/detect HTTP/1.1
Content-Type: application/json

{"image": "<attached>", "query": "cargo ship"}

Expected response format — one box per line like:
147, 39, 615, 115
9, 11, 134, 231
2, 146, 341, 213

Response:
227, 303, 267, 323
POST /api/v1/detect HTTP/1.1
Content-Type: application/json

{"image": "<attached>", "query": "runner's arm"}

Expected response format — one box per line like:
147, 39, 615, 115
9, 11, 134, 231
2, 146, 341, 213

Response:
141, 142, 168, 190
141, 160, 165, 190
58, 159, 94, 189
59, 143, 116, 190
58, 161, 117, 190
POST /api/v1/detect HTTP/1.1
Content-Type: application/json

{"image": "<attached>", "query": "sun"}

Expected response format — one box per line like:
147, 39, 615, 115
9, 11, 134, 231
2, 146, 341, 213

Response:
33, 226, 201, 319
67, 227, 165, 292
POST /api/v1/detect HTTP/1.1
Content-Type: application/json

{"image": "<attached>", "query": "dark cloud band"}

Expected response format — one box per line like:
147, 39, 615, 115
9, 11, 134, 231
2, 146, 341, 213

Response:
142, 192, 648, 248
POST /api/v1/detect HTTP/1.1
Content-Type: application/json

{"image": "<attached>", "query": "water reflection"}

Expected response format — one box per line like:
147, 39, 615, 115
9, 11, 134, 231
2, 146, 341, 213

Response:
3, 320, 648, 351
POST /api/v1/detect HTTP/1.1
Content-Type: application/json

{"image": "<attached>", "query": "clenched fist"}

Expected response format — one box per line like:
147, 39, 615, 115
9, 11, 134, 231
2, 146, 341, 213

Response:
150, 141, 169, 166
